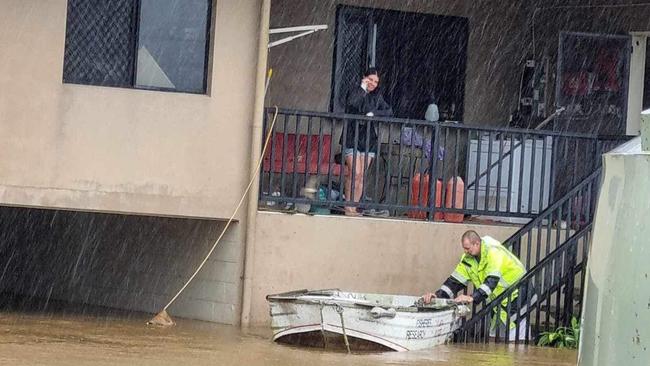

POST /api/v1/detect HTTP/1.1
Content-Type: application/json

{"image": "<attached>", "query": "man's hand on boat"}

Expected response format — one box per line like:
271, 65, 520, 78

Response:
421, 292, 437, 304
453, 294, 473, 304
421, 292, 473, 305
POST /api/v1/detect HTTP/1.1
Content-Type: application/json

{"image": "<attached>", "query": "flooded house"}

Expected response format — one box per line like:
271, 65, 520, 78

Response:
0, 0, 649, 363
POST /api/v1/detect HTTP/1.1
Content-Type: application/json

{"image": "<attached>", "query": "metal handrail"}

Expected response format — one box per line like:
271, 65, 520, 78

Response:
503, 168, 601, 250
464, 225, 590, 327
455, 167, 600, 344
268, 108, 635, 140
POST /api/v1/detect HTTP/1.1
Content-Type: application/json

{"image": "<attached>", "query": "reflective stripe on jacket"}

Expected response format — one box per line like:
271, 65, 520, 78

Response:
451, 236, 526, 302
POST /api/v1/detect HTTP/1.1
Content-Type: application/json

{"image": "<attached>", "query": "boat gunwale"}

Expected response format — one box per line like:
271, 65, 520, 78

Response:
267, 290, 461, 313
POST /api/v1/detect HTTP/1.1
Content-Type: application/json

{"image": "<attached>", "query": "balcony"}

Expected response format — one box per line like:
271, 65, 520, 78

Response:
258, 108, 629, 224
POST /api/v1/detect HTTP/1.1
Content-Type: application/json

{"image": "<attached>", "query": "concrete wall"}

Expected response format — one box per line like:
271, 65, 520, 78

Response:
0, 0, 261, 219
579, 138, 650, 365
267, 0, 532, 125
0, 206, 244, 325
246, 211, 520, 325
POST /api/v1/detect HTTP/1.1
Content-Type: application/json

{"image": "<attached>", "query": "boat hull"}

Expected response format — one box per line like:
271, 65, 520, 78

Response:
267, 289, 467, 352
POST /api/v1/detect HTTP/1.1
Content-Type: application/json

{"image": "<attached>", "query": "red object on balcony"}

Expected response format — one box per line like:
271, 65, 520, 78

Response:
444, 177, 465, 223
408, 173, 443, 220
263, 133, 342, 176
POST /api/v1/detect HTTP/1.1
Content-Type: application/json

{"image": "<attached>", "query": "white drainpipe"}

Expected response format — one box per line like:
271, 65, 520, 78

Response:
240, 0, 271, 327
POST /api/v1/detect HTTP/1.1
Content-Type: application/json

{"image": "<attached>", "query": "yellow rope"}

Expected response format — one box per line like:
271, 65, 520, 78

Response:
161, 105, 279, 312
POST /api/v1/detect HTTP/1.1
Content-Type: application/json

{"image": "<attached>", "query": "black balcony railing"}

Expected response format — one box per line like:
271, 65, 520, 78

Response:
259, 108, 628, 221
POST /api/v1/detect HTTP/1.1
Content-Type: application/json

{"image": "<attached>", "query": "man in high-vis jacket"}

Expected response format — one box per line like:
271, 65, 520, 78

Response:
422, 230, 529, 339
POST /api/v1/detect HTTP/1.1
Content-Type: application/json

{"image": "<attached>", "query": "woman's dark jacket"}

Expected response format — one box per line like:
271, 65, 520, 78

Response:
340, 87, 393, 153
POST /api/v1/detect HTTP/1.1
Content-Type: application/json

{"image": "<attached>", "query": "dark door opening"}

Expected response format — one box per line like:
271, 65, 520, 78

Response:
331, 6, 468, 121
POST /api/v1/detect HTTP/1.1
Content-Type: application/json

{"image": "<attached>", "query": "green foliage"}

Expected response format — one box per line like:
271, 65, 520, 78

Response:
537, 317, 580, 349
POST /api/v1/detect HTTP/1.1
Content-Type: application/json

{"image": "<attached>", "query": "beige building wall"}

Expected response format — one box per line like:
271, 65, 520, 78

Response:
267, 0, 531, 125
0, 0, 261, 220
246, 211, 520, 326
0, 0, 265, 326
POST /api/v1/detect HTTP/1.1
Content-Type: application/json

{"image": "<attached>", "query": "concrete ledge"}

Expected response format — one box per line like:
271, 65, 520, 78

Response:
0, 184, 239, 220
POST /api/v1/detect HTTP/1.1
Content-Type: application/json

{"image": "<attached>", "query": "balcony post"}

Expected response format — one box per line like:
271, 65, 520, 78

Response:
427, 123, 440, 221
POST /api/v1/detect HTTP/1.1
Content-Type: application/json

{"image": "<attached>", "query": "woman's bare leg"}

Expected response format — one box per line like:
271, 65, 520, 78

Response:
353, 155, 373, 204
344, 154, 357, 215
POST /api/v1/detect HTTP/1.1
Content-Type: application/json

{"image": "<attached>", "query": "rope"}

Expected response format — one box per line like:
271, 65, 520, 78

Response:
160, 105, 279, 312
319, 302, 328, 348
335, 304, 351, 354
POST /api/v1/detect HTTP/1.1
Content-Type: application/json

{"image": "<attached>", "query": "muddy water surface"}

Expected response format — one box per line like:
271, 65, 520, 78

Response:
0, 308, 576, 366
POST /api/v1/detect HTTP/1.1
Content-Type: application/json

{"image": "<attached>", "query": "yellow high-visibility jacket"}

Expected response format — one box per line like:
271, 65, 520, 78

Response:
449, 236, 526, 302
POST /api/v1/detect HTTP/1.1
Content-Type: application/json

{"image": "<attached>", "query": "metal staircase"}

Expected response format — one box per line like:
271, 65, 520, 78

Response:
455, 168, 602, 344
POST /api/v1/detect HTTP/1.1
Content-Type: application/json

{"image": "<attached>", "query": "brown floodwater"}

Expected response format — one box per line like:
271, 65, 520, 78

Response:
0, 302, 576, 366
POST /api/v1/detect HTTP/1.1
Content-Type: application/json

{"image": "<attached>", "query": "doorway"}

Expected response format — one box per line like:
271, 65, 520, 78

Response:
331, 6, 469, 121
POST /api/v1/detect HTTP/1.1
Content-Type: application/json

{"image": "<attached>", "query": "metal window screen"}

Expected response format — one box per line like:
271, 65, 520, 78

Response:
135, 0, 210, 93
338, 22, 368, 103
331, 7, 370, 113
63, 0, 137, 87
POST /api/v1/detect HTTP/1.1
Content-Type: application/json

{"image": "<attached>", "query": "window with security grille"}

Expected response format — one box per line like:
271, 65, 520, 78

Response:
63, 0, 212, 94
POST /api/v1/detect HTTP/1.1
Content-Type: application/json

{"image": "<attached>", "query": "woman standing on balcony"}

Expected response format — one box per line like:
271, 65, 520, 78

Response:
342, 68, 393, 216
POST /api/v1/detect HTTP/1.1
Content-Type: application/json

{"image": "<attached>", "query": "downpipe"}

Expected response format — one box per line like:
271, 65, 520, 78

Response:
240, 0, 271, 327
